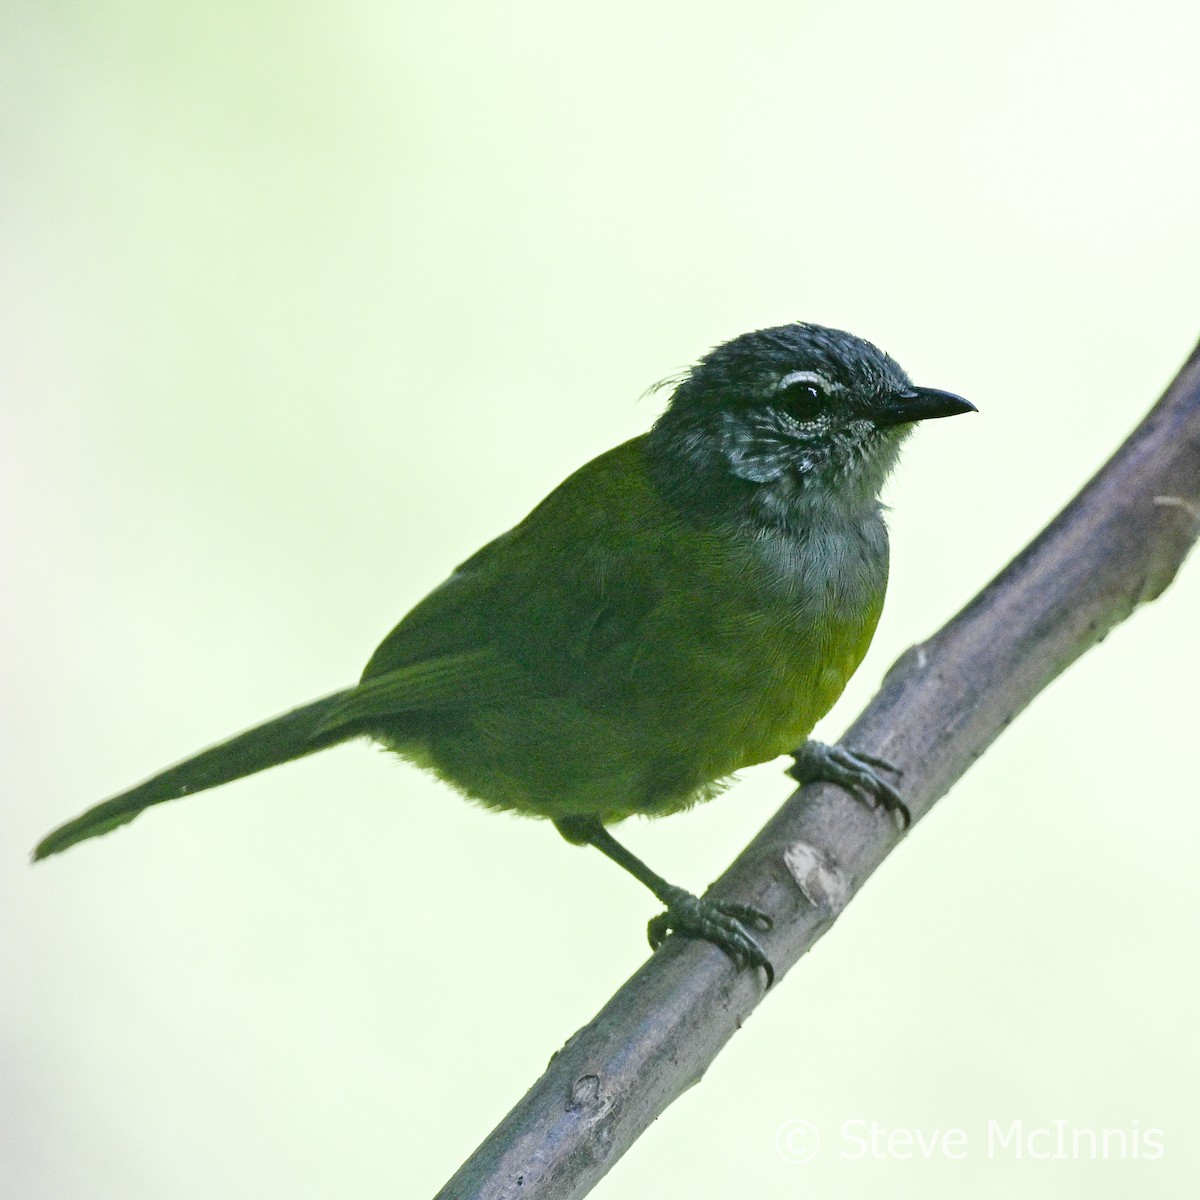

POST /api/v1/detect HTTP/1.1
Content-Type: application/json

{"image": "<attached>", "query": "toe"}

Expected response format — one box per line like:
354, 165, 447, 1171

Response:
647, 912, 671, 951
846, 747, 902, 776
714, 900, 773, 931
793, 741, 911, 830
865, 776, 911, 828
648, 894, 776, 985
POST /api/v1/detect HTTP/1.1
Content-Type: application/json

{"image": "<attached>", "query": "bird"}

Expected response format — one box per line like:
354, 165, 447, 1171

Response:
34, 322, 974, 984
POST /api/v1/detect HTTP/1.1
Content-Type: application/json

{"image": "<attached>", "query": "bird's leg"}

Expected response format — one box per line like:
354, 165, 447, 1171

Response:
788, 740, 910, 829
554, 816, 774, 986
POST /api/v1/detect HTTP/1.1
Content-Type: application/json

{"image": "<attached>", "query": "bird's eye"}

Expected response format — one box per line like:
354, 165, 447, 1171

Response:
785, 382, 822, 404
777, 371, 829, 416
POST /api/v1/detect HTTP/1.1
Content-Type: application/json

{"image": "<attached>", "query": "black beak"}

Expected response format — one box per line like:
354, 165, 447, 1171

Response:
877, 386, 976, 428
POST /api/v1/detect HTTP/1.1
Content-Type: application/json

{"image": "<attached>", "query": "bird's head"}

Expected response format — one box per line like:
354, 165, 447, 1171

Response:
647, 322, 974, 522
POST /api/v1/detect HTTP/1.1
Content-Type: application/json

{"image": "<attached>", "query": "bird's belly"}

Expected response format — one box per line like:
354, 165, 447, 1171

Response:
664, 604, 870, 783
392, 522, 886, 826
645, 524, 888, 800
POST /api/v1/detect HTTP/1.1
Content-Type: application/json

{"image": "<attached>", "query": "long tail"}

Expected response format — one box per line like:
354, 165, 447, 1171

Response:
33, 689, 359, 861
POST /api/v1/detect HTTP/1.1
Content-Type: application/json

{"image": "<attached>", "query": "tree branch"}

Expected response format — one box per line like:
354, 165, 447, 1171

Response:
437, 337, 1200, 1200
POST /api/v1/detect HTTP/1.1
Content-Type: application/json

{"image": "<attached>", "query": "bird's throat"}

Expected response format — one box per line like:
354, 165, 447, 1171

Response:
644, 409, 900, 535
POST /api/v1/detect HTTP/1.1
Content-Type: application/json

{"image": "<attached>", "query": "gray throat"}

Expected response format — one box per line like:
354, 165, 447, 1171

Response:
645, 407, 902, 537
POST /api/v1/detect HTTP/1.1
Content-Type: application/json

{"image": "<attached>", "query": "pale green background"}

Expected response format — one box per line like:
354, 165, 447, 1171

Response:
4, 2, 1199, 1196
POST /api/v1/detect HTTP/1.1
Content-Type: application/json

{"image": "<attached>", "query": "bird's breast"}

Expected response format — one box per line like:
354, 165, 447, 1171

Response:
684, 511, 890, 775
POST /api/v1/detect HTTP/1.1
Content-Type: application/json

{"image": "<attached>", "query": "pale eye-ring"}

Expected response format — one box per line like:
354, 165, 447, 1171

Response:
777, 370, 830, 414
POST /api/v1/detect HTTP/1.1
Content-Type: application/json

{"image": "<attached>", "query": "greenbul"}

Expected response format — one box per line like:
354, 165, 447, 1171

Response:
35, 322, 974, 983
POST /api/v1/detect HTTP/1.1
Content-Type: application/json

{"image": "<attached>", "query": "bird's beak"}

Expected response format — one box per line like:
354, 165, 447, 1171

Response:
877, 387, 977, 428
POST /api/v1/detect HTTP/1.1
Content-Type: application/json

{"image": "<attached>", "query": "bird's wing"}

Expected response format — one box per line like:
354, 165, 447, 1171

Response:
351, 437, 674, 713
316, 648, 516, 733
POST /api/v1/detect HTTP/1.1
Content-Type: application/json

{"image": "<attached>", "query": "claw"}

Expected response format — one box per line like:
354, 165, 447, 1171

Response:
646, 911, 673, 952
789, 741, 912, 829
848, 749, 903, 777
648, 886, 775, 986
713, 901, 773, 932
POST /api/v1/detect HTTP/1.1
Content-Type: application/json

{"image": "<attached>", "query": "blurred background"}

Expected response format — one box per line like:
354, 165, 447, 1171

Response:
4, 1, 1199, 1196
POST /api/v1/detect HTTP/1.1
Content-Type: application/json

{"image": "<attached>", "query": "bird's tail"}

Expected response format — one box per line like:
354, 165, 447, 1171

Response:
33, 689, 360, 861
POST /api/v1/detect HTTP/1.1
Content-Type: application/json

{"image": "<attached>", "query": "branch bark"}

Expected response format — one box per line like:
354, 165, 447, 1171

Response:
437, 337, 1200, 1200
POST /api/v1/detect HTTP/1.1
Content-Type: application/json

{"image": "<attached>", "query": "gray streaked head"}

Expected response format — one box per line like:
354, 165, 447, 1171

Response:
647, 322, 973, 522
676, 323, 913, 413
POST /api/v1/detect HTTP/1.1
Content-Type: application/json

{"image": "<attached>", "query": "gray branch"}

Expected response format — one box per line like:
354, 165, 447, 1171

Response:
437, 337, 1200, 1200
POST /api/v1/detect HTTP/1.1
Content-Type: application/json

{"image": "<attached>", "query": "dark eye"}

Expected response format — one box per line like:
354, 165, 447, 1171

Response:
777, 372, 829, 416
783, 382, 822, 404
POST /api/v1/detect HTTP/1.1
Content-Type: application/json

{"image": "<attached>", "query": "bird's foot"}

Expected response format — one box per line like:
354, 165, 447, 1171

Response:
788, 740, 910, 830
647, 886, 775, 986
